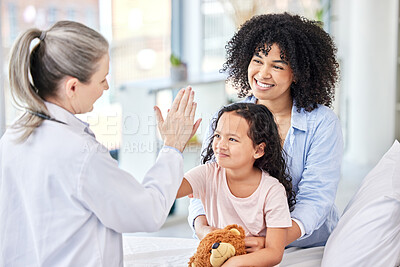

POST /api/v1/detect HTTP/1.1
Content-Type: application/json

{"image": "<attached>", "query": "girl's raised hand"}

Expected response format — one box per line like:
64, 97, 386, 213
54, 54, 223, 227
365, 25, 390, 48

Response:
154, 86, 201, 153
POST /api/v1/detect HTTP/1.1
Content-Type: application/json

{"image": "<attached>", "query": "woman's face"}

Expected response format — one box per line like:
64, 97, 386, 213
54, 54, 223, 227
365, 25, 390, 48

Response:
247, 44, 294, 104
73, 53, 110, 113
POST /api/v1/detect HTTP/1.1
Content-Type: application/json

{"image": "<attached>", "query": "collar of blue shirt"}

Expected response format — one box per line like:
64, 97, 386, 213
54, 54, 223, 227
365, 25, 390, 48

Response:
247, 95, 307, 132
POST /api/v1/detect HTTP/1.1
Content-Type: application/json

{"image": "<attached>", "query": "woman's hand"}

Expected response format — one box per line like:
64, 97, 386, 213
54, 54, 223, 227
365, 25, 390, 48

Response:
194, 215, 218, 239
244, 236, 265, 253
154, 86, 201, 152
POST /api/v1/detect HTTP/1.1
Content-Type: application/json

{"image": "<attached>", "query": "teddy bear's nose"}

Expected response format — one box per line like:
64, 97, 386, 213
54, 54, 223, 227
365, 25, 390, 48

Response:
212, 242, 220, 249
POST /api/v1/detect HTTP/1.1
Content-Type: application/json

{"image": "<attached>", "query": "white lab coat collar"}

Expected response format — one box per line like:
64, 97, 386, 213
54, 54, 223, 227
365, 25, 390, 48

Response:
44, 101, 96, 138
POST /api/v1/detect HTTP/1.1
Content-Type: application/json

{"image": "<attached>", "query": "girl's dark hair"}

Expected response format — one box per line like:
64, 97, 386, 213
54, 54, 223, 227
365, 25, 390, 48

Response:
222, 12, 339, 112
202, 103, 296, 211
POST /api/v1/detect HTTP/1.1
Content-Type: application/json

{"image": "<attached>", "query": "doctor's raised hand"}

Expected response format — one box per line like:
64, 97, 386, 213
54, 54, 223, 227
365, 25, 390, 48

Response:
0, 20, 201, 267
154, 86, 202, 153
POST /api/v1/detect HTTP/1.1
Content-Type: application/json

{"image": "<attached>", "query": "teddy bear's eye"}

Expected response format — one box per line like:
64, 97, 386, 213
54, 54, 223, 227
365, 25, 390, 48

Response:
212, 242, 220, 249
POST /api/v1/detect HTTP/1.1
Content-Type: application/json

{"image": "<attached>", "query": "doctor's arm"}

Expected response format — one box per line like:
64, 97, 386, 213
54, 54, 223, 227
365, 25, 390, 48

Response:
78, 87, 201, 233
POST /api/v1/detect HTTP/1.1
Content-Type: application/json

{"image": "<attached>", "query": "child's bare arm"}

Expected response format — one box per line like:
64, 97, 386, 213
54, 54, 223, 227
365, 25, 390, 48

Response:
176, 178, 193, 198
222, 228, 287, 267
244, 219, 301, 251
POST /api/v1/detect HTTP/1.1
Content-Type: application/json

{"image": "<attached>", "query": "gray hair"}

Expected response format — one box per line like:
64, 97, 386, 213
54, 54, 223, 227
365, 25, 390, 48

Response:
9, 20, 109, 141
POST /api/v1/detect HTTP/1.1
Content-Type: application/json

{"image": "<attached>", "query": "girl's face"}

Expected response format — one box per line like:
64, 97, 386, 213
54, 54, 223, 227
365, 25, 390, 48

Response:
247, 43, 294, 103
72, 53, 110, 113
212, 111, 262, 170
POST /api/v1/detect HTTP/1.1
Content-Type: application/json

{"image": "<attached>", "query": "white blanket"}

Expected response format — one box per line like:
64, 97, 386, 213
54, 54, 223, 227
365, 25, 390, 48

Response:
123, 236, 324, 267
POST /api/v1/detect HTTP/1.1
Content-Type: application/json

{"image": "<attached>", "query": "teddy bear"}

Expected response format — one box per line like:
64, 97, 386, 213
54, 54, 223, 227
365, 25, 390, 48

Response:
188, 224, 247, 267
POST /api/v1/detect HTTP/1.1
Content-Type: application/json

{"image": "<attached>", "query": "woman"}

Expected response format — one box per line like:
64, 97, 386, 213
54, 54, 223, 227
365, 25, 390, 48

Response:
188, 12, 343, 249
0, 21, 200, 266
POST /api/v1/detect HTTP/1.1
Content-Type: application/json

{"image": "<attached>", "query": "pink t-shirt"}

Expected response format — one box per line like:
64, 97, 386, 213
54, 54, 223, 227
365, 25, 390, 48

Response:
185, 162, 292, 237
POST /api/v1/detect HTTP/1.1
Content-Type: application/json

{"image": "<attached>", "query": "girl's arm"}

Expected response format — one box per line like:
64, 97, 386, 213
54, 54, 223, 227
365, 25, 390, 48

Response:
176, 178, 193, 198
244, 219, 301, 252
223, 228, 287, 267
286, 220, 301, 244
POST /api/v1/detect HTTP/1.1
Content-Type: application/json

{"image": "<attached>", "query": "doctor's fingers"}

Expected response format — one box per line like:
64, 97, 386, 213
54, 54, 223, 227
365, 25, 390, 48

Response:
170, 87, 185, 112
154, 106, 165, 135
170, 86, 191, 113
180, 100, 198, 134
184, 90, 195, 117
188, 101, 197, 125
176, 86, 192, 114
189, 118, 202, 141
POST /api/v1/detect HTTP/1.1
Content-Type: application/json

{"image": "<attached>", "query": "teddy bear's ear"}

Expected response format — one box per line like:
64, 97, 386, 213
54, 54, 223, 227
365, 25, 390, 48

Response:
224, 224, 239, 231
224, 224, 245, 238
229, 228, 241, 236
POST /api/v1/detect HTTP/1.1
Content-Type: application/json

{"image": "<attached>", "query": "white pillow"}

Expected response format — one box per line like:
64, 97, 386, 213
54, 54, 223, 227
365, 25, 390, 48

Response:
322, 140, 400, 267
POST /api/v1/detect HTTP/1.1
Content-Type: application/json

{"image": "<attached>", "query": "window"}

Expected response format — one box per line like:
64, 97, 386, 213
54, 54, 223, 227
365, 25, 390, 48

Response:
1, 0, 100, 132
67, 8, 76, 21
7, 3, 18, 45
202, 0, 235, 73
47, 7, 58, 25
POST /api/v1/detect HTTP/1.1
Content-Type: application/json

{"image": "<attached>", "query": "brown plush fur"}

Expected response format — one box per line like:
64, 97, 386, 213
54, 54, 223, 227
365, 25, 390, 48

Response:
188, 224, 246, 267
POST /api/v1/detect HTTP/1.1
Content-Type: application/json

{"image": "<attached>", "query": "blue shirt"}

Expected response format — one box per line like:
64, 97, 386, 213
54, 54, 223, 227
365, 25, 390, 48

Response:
188, 96, 343, 247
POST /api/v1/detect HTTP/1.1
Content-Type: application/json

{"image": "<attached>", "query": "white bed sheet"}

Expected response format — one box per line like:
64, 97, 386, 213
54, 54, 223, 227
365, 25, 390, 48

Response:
123, 236, 324, 267
281, 247, 324, 267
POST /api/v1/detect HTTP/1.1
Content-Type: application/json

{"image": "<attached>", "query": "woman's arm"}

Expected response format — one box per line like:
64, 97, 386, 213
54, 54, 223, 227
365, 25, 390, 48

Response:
194, 215, 219, 239
188, 199, 211, 237
289, 108, 343, 242
223, 228, 287, 267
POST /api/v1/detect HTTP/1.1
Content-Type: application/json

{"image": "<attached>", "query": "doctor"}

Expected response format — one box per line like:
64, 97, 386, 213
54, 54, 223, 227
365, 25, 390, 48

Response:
0, 21, 200, 266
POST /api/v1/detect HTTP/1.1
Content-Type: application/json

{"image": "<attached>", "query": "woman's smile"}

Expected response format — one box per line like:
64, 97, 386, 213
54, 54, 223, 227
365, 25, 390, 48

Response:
255, 78, 275, 90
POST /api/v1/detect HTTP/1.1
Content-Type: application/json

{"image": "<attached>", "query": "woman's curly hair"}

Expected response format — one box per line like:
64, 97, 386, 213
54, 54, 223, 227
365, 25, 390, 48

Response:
202, 103, 296, 211
222, 12, 339, 112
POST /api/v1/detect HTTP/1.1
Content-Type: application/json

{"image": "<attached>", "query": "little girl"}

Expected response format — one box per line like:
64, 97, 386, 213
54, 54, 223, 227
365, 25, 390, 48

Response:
177, 102, 295, 267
